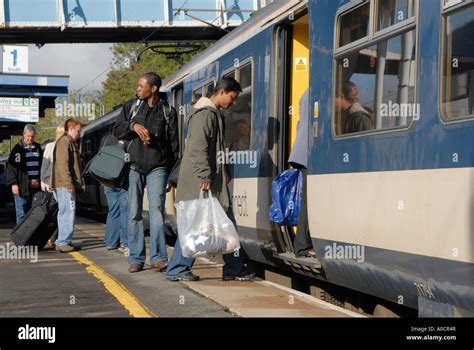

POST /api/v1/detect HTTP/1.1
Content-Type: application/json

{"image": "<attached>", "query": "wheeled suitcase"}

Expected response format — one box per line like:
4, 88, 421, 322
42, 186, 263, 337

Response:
10, 191, 58, 250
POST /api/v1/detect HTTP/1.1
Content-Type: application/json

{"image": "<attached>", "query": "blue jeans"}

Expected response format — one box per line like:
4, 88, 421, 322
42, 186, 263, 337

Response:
128, 167, 168, 265
166, 205, 247, 279
53, 188, 76, 246
14, 195, 30, 224
104, 186, 129, 249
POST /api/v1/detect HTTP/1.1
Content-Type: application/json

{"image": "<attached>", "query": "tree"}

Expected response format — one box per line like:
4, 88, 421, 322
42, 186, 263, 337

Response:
100, 43, 205, 112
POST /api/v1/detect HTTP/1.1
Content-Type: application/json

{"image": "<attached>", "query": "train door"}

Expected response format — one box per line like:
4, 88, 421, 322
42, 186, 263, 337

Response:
275, 11, 310, 254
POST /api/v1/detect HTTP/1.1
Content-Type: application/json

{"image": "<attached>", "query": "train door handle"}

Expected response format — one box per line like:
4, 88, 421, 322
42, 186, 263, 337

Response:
312, 121, 319, 138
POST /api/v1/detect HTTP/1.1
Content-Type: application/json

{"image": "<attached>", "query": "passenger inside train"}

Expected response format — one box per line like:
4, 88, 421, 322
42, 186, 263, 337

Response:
335, 81, 374, 135
288, 89, 315, 258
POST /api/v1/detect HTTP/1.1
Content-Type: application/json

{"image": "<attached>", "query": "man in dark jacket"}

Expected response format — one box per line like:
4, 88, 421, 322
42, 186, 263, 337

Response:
7, 124, 43, 224
114, 72, 179, 273
166, 77, 255, 282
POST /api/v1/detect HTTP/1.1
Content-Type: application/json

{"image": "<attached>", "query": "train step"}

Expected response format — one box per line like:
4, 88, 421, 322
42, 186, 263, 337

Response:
273, 252, 322, 274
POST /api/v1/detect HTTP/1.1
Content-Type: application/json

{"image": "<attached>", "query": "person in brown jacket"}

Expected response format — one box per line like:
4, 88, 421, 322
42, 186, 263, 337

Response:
51, 118, 84, 253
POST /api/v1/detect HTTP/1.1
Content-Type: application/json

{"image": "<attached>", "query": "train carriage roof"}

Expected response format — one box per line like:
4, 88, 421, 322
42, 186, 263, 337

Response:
80, 106, 123, 137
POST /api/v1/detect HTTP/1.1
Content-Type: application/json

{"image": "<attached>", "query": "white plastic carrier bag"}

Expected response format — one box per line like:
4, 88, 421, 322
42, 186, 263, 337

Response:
175, 190, 241, 259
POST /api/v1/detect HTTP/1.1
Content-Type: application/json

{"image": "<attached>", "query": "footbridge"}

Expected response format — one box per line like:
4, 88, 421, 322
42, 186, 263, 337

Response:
0, 0, 274, 43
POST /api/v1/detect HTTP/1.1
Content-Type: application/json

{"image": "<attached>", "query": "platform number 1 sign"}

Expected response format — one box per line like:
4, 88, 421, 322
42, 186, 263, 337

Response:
2, 45, 29, 74
11, 48, 18, 67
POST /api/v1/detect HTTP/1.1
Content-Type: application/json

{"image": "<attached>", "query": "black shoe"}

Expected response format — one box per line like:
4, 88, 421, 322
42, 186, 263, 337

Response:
222, 272, 257, 281
166, 272, 200, 281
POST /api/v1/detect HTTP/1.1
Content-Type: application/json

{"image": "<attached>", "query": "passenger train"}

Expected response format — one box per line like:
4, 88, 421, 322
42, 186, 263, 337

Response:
79, 0, 474, 316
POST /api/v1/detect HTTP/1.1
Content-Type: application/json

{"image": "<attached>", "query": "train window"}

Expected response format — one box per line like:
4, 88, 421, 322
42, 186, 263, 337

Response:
84, 139, 91, 154
338, 3, 370, 47
376, 0, 416, 32
239, 63, 252, 90
441, 4, 474, 120
192, 87, 202, 104
223, 63, 252, 151
223, 70, 236, 79
335, 2, 417, 136
205, 81, 215, 98
192, 79, 215, 105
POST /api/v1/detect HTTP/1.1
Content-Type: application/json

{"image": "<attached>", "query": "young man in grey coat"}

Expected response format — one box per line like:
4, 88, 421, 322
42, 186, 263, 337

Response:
166, 77, 255, 281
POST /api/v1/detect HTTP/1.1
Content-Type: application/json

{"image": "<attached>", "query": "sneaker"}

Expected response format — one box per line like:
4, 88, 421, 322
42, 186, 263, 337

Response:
56, 244, 81, 253
117, 246, 128, 254
106, 246, 118, 250
128, 263, 144, 273
150, 261, 168, 272
47, 240, 56, 248
166, 271, 200, 282
222, 271, 257, 281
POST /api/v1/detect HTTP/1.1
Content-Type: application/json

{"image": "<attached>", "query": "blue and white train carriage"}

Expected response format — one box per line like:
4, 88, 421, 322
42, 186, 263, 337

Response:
161, 0, 474, 316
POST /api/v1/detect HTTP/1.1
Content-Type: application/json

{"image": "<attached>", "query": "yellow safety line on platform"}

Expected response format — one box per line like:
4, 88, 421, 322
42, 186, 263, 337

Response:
70, 252, 157, 318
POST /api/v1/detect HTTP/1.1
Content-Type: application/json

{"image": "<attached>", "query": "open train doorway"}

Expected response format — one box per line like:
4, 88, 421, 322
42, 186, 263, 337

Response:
277, 11, 309, 173
274, 10, 311, 257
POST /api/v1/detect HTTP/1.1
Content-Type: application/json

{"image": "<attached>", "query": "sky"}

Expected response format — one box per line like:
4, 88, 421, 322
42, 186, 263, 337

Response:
28, 43, 114, 92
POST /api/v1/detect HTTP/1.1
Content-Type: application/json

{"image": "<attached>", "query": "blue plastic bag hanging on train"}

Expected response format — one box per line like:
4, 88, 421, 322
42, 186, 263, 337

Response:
268, 169, 303, 226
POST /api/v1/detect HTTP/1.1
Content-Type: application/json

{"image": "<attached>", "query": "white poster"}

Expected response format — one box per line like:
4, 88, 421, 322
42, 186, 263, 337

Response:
0, 97, 39, 122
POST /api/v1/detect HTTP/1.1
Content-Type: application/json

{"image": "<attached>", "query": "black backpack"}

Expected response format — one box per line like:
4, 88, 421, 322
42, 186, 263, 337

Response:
167, 158, 181, 188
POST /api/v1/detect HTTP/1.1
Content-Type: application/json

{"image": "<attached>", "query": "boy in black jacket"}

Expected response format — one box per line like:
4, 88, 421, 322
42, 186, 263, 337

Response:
114, 72, 179, 273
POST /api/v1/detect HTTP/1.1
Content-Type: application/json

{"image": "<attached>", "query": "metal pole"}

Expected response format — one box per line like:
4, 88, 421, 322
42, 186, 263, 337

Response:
222, 0, 228, 28
0, 0, 5, 27
164, 0, 171, 26
57, 0, 66, 31
114, 0, 120, 27
374, 2, 391, 129
375, 42, 387, 129
76, 93, 81, 120
182, 11, 230, 32
397, 1, 414, 126
172, 8, 254, 13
